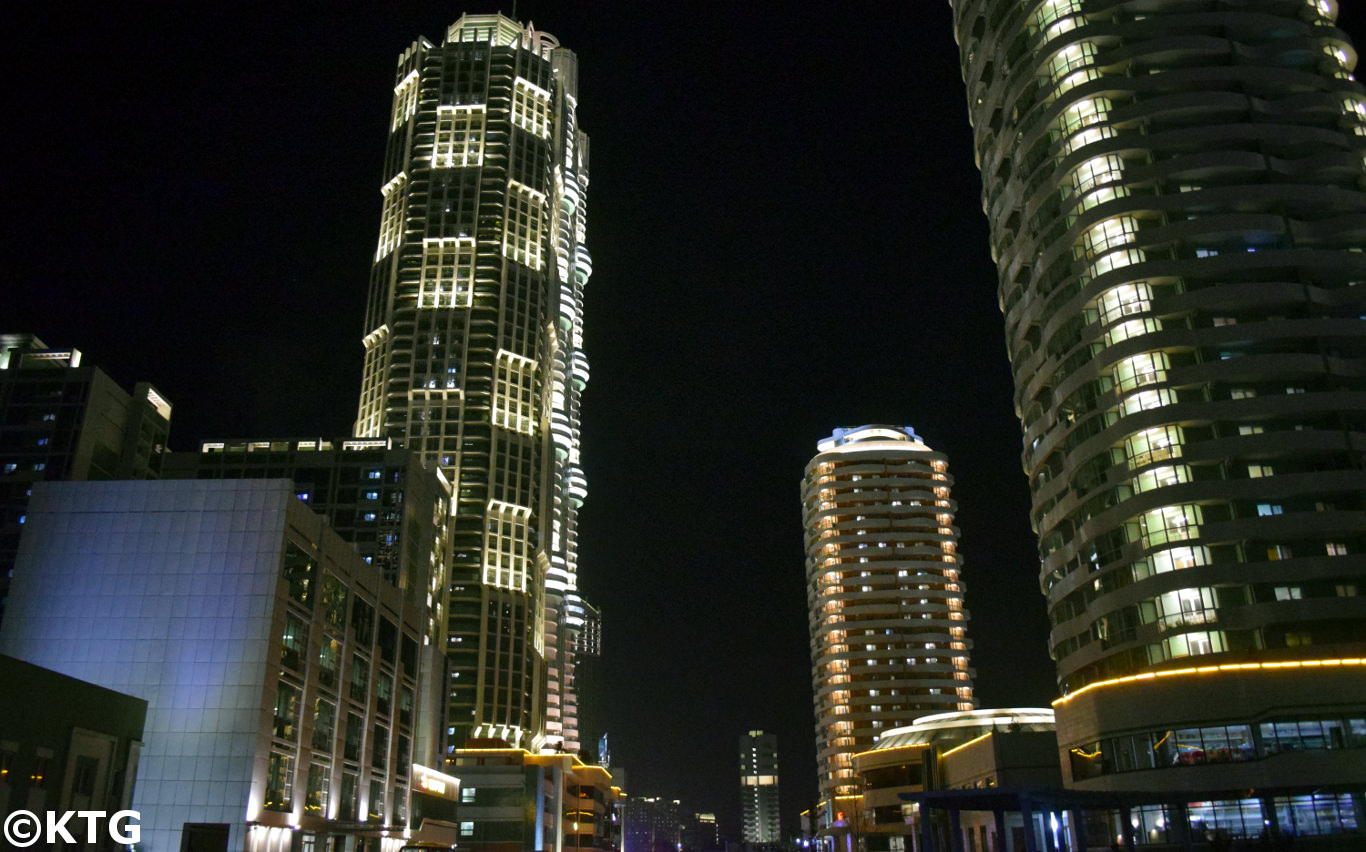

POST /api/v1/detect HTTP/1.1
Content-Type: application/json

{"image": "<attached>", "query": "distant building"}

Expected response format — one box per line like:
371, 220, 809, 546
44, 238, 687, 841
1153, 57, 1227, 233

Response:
0, 334, 171, 623
568, 595, 604, 764
681, 811, 721, 852
802, 426, 976, 805
0, 654, 147, 838
446, 741, 618, 852
0, 479, 453, 852
621, 795, 681, 852
739, 730, 780, 844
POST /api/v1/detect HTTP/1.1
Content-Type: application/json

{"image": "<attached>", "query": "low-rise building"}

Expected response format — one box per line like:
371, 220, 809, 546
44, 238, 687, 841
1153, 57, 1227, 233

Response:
0, 479, 451, 852
0, 654, 148, 847
447, 741, 618, 852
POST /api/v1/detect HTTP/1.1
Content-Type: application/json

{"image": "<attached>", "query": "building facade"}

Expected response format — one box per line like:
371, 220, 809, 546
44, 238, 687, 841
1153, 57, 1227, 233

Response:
620, 795, 681, 852
445, 743, 618, 852
855, 709, 1061, 852
0, 334, 171, 624
951, 0, 1366, 835
353, 12, 595, 754
803, 426, 976, 803
0, 654, 148, 844
0, 479, 449, 852
739, 730, 780, 844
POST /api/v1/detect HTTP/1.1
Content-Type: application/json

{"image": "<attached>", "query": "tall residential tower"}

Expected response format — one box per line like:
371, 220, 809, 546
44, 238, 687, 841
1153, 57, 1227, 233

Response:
803, 426, 975, 803
952, 0, 1366, 810
355, 14, 594, 753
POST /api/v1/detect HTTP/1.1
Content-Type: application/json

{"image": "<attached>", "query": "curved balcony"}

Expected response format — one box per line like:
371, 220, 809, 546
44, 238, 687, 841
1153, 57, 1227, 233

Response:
566, 466, 588, 506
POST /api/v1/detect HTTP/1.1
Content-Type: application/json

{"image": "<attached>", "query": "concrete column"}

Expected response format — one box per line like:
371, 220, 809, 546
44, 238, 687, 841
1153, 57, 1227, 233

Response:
992, 808, 1007, 852
1019, 797, 1039, 852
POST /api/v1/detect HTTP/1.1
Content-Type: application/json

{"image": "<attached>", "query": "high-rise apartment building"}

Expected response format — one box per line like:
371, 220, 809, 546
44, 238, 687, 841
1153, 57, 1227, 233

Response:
739, 730, 781, 844
952, 0, 1366, 817
803, 426, 976, 803
354, 13, 595, 753
0, 334, 171, 624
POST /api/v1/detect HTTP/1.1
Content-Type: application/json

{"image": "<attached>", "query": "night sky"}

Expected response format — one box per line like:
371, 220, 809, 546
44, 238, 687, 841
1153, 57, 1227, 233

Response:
9, 2, 1366, 840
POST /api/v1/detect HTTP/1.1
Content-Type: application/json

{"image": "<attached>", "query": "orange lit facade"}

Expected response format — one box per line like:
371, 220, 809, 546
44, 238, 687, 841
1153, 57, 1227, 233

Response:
803, 426, 976, 803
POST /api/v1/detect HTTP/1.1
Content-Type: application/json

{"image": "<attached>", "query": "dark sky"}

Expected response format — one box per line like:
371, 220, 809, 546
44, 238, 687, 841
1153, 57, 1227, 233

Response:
9, 2, 1366, 840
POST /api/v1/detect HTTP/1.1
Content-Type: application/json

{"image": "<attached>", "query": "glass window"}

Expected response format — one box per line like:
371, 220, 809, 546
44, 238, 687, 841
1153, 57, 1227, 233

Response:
321, 573, 348, 631
344, 713, 363, 762
265, 752, 294, 812
350, 655, 370, 703
283, 543, 315, 607
339, 772, 359, 821
376, 673, 393, 717
369, 779, 386, 821
281, 613, 308, 671
372, 725, 389, 770
318, 638, 340, 689
378, 617, 398, 664
273, 681, 300, 740
305, 764, 329, 815
311, 699, 336, 751
352, 598, 375, 645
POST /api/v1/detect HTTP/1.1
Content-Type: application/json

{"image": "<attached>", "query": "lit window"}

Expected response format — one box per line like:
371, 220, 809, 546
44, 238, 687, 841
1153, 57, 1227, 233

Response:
483, 500, 533, 593
391, 71, 418, 131
1326, 543, 1348, 556
375, 172, 408, 261
433, 105, 486, 167
502, 180, 545, 270
419, 237, 476, 308
512, 78, 552, 138
492, 350, 538, 436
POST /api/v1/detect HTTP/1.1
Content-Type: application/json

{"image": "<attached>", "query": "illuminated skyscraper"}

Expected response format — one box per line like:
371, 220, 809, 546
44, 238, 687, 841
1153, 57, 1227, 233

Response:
739, 730, 780, 844
803, 426, 975, 803
355, 13, 593, 752
953, 0, 1366, 809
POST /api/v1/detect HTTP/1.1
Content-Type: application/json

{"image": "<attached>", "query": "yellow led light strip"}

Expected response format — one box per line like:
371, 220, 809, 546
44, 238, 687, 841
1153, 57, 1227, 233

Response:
1053, 658, 1366, 706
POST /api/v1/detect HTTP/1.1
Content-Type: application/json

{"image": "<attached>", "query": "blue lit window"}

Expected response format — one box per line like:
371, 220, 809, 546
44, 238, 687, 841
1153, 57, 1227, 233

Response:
18, 515, 25, 525
36, 438, 49, 446
298, 492, 310, 502
367, 470, 382, 480
364, 512, 377, 522
3, 464, 15, 474
365, 491, 379, 501
32, 463, 45, 471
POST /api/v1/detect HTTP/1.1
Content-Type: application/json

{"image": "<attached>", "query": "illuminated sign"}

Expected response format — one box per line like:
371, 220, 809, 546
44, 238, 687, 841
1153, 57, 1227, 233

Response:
412, 764, 461, 801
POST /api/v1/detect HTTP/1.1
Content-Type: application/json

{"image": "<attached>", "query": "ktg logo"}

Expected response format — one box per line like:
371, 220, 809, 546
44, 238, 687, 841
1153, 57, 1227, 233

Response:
3, 810, 141, 847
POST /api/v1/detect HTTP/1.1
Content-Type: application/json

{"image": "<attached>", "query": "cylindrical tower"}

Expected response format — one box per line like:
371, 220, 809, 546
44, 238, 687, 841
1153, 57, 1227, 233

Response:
952, 0, 1366, 799
803, 425, 975, 803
